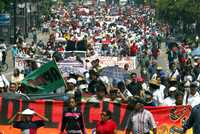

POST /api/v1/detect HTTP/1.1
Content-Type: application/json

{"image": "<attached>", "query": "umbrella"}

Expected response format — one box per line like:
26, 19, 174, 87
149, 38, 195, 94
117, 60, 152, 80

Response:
100, 65, 129, 81
191, 47, 200, 57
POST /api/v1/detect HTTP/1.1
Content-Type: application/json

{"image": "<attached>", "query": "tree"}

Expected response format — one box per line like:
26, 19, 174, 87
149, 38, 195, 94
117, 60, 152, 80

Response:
156, 0, 200, 36
0, 0, 14, 13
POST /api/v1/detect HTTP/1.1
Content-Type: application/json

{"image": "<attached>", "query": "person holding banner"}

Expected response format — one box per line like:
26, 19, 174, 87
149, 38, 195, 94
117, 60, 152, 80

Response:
125, 98, 157, 134
10, 108, 49, 134
60, 97, 85, 134
183, 103, 200, 134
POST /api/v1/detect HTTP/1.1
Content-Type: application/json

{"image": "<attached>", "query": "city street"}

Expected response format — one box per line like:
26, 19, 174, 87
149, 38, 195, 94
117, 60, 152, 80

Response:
0, 0, 199, 134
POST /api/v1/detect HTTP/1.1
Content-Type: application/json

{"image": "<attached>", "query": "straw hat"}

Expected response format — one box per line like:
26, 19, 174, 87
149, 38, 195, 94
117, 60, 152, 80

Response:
149, 79, 160, 86
169, 77, 177, 82
21, 109, 35, 115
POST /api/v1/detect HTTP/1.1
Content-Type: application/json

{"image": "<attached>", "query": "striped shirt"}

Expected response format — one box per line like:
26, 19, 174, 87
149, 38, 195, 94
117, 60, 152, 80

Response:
126, 109, 157, 134
61, 107, 85, 134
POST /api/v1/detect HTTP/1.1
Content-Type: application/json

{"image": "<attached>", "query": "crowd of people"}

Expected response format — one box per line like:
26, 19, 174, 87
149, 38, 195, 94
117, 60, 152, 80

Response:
0, 2, 200, 133
5, 3, 198, 107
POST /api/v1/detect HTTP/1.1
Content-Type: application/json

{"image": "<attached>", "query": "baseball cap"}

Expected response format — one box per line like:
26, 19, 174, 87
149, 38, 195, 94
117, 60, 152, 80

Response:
67, 78, 77, 85
169, 86, 177, 92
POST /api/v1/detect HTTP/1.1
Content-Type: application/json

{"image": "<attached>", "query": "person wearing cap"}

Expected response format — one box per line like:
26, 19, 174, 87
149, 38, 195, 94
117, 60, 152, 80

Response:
126, 98, 157, 134
162, 87, 177, 106
60, 97, 85, 134
149, 79, 165, 106
151, 66, 166, 81
187, 82, 200, 108
11, 108, 48, 134
66, 78, 82, 103
168, 76, 178, 87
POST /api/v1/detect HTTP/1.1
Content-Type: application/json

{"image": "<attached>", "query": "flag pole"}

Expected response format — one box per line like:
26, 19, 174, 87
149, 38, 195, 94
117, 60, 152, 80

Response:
52, 58, 68, 89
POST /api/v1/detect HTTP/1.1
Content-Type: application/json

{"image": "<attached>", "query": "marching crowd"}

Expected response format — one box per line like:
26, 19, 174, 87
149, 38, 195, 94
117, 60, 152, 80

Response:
0, 2, 200, 134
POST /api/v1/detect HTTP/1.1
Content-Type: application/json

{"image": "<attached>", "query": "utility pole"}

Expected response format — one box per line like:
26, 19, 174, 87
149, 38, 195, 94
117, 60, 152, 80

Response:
25, 0, 28, 39
13, 0, 17, 44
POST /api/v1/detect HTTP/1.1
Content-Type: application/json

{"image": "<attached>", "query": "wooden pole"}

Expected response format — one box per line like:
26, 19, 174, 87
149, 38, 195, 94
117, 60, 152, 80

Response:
8, 113, 19, 124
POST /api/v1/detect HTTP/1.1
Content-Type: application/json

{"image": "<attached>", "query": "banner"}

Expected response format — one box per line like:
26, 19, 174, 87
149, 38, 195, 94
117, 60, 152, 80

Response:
15, 57, 26, 72
0, 97, 193, 134
84, 56, 134, 70
21, 61, 65, 94
58, 60, 86, 77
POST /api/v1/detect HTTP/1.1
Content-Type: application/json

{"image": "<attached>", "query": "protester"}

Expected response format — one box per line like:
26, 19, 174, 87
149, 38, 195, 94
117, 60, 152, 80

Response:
96, 110, 117, 134
11, 68, 24, 88
126, 98, 157, 134
175, 91, 184, 105
2, 2, 200, 134
105, 87, 126, 103
162, 86, 177, 106
60, 97, 85, 134
0, 40, 7, 65
144, 91, 156, 106
187, 82, 200, 107
11, 108, 49, 134
9, 82, 18, 93
87, 81, 108, 102
65, 78, 82, 102
11, 45, 19, 66
87, 70, 101, 94
149, 79, 164, 106
183, 103, 200, 134
0, 72, 9, 93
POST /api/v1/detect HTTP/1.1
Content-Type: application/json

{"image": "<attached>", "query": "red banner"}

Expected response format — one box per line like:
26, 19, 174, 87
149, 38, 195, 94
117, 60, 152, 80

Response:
0, 97, 193, 134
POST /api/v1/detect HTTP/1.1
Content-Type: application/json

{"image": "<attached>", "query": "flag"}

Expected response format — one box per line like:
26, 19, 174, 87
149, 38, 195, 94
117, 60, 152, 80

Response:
22, 61, 65, 94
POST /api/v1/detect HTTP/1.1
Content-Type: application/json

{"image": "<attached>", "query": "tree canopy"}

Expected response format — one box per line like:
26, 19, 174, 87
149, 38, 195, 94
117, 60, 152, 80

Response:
156, 0, 200, 35
0, 0, 14, 13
